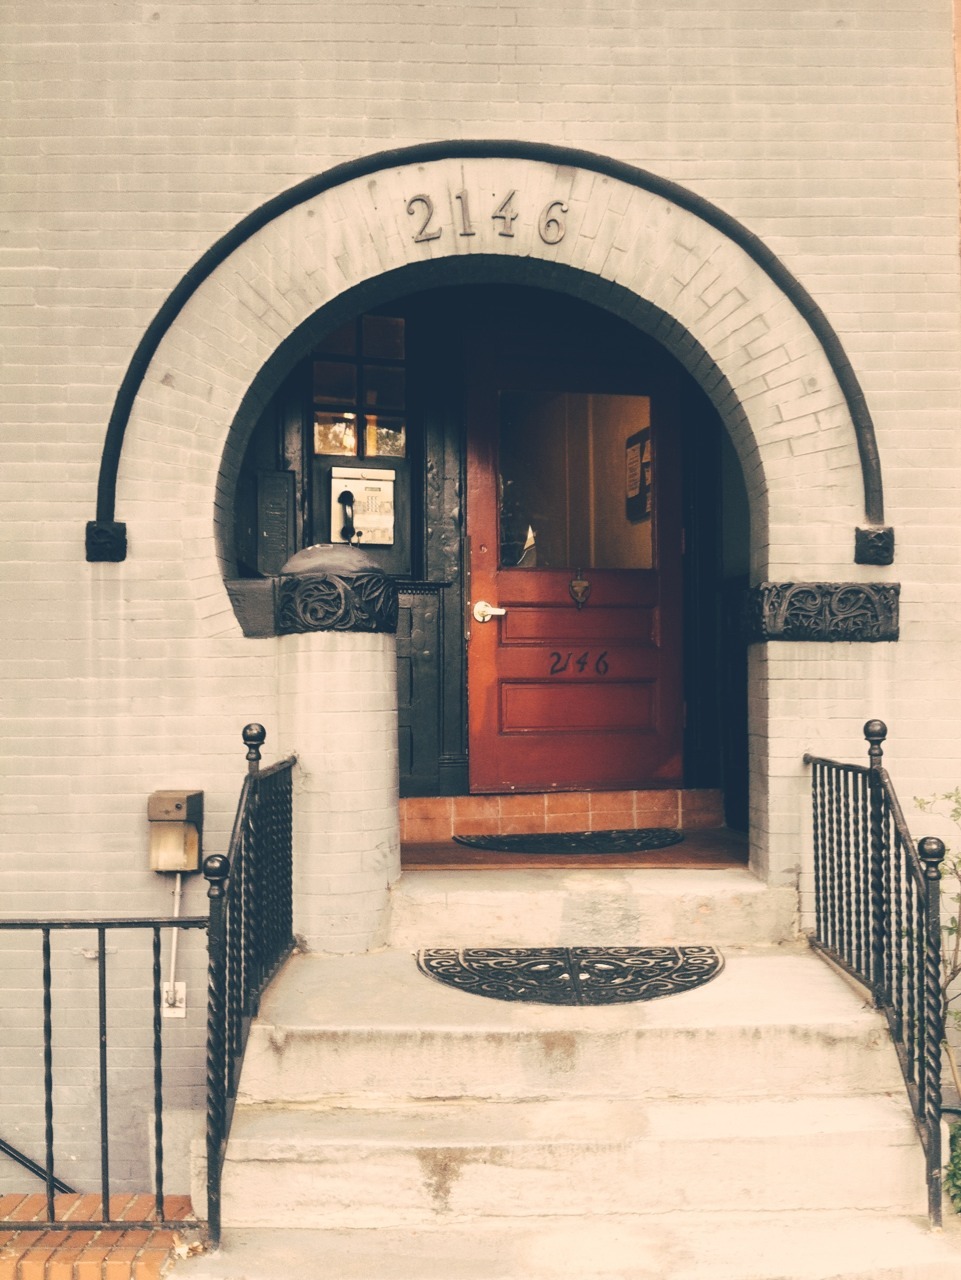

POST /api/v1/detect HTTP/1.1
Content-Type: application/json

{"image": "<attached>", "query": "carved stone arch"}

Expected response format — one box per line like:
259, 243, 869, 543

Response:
93, 143, 893, 640
214, 255, 762, 578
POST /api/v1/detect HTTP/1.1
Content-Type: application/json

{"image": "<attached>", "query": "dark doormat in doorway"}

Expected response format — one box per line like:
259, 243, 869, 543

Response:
416, 945, 723, 1005
452, 828, 683, 854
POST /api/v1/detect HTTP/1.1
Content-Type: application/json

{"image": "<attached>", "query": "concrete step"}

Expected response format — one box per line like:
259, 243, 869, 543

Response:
218, 1094, 926, 1228
387, 866, 798, 947
237, 948, 904, 1105
167, 1211, 961, 1280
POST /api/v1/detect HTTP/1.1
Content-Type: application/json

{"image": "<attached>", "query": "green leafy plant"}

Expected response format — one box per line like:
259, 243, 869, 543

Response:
946, 1124, 961, 1211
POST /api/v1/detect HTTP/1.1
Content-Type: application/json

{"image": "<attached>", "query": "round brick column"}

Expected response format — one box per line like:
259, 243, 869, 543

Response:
276, 546, 400, 952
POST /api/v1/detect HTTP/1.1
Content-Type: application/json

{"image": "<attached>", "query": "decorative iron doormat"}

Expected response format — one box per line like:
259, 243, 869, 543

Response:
451, 828, 683, 854
416, 946, 723, 1006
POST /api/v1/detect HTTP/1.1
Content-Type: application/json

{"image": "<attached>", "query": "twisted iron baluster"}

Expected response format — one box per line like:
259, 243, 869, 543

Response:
811, 761, 824, 943
865, 720, 887, 996
223, 730, 256, 1093
852, 770, 864, 974
41, 928, 55, 1222
273, 769, 291, 964
864, 769, 874, 978
97, 926, 110, 1222
905, 853, 918, 1086
891, 826, 904, 1042
204, 853, 230, 1250
262, 774, 277, 986
917, 869, 926, 1090
262, 772, 279, 984
821, 762, 831, 945
226, 836, 242, 1096
882, 801, 895, 1013
242, 725, 264, 1019
826, 763, 838, 952
257, 773, 272, 975
244, 777, 259, 1013
279, 765, 294, 954
918, 836, 945, 1227
152, 927, 165, 1220
840, 767, 852, 964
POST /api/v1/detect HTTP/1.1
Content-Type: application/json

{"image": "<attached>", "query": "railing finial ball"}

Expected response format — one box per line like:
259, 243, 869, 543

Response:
243, 723, 266, 773
202, 853, 230, 886
918, 836, 946, 874
863, 719, 887, 745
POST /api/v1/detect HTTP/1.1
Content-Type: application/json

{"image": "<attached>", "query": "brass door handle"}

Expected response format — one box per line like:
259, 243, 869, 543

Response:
472, 600, 507, 624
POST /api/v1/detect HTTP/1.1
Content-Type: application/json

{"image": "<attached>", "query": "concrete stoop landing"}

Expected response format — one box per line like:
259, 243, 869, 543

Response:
165, 1214, 961, 1280
175, 867, 961, 1279
389, 864, 798, 948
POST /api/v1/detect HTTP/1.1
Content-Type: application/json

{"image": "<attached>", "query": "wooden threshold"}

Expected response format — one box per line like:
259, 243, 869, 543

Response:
402, 826, 748, 871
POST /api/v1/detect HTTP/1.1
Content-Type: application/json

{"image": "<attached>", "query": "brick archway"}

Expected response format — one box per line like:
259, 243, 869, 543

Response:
94, 144, 892, 895
99, 144, 886, 621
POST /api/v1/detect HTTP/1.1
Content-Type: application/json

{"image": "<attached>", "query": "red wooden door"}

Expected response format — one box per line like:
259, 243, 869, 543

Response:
466, 374, 683, 794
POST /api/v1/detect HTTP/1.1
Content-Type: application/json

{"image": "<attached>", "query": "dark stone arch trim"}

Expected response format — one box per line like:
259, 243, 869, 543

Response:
86, 139, 887, 561
215, 254, 752, 578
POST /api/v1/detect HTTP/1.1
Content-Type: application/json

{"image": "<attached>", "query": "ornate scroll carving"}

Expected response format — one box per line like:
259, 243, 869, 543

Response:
746, 582, 899, 642
85, 520, 127, 562
855, 526, 895, 566
276, 570, 398, 635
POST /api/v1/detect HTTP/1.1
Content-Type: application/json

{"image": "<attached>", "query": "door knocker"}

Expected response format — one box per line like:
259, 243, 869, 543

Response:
569, 571, 591, 610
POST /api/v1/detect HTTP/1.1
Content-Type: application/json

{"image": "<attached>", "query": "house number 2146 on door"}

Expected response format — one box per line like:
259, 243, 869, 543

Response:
406, 190, 568, 245
549, 651, 609, 676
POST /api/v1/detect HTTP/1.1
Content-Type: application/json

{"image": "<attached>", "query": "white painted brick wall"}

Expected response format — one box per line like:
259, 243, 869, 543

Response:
3, 0, 961, 1190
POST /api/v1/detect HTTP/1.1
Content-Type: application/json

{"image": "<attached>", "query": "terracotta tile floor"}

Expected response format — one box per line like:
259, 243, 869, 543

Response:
399, 788, 726, 843
0, 1194, 201, 1280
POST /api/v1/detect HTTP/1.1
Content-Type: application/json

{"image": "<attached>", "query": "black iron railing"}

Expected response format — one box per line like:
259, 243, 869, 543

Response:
204, 724, 296, 1247
0, 915, 207, 1228
0, 1137, 75, 1193
805, 720, 946, 1226
1, 724, 296, 1243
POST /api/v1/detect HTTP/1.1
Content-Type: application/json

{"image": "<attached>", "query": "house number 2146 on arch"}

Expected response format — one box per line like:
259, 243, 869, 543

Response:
405, 190, 568, 245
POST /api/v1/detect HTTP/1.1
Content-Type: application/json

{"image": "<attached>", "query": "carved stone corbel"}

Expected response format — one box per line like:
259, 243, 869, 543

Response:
745, 581, 899, 642
274, 544, 398, 635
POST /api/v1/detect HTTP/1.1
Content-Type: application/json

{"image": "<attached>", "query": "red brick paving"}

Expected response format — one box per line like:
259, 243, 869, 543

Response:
0, 1194, 198, 1280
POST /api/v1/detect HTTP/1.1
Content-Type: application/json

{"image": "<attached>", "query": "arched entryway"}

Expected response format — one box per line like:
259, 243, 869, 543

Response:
231, 282, 751, 829
91, 143, 890, 945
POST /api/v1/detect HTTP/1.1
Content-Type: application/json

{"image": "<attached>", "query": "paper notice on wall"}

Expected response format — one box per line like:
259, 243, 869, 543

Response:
625, 429, 651, 523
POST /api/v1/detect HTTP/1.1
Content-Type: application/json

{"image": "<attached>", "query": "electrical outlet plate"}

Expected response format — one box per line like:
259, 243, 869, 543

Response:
162, 981, 187, 1018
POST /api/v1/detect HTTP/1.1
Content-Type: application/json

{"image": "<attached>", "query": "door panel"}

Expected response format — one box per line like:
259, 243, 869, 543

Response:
467, 364, 683, 793
501, 680, 656, 733
502, 604, 656, 646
